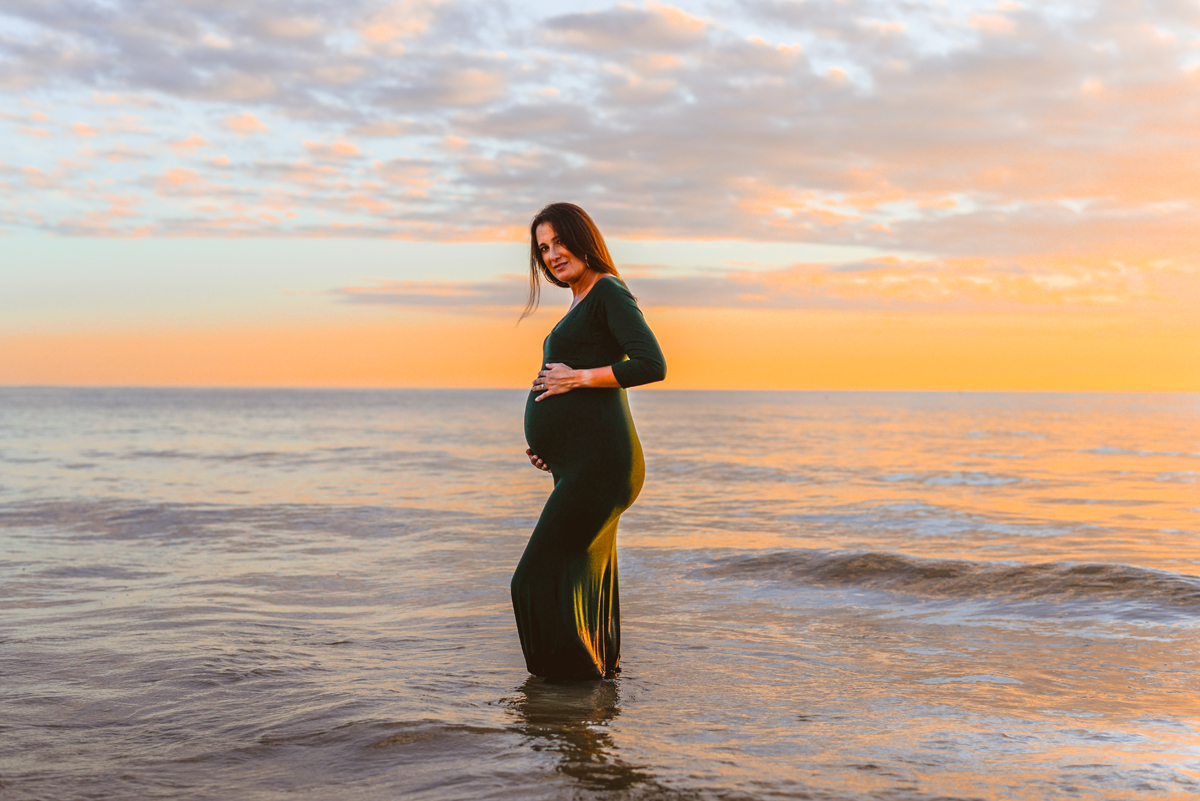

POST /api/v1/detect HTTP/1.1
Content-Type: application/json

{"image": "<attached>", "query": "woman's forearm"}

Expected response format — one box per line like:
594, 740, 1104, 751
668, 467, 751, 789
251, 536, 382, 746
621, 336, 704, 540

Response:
575, 365, 621, 388
533, 363, 623, 401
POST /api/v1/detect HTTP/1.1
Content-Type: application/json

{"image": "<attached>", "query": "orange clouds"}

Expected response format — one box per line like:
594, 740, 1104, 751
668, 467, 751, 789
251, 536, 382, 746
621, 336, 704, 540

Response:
330, 251, 1200, 323
359, 0, 441, 44
305, 140, 362, 159
224, 112, 268, 135
750, 254, 1199, 311
647, 1, 707, 36
438, 68, 506, 106
171, 134, 210, 153
969, 14, 1016, 35
59, 194, 150, 236
260, 16, 323, 39
6, 0, 1200, 252
158, 168, 204, 189
546, 1, 708, 51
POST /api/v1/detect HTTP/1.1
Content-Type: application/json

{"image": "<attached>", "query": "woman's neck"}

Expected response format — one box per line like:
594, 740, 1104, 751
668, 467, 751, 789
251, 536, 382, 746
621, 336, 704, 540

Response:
568, 270, 602, 303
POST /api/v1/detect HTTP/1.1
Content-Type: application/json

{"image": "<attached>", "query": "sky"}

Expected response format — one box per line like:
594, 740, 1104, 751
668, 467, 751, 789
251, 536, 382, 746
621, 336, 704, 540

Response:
2, 0, 1198, 390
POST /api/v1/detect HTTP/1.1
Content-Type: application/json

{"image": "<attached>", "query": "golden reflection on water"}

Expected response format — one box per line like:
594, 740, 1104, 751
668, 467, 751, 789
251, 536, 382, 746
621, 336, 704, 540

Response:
626, 391, 1200, 573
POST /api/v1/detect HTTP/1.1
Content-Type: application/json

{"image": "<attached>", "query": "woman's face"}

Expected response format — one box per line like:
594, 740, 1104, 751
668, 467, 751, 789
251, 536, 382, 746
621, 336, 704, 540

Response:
536, 222, 589, 286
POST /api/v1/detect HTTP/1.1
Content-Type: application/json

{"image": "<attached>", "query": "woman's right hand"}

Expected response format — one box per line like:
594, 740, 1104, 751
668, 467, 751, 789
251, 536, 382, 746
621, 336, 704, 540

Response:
526, 448, 550, 472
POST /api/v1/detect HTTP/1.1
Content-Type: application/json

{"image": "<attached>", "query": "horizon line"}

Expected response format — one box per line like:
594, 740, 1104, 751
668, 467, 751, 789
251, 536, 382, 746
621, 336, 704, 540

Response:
3, 384, 1196, 395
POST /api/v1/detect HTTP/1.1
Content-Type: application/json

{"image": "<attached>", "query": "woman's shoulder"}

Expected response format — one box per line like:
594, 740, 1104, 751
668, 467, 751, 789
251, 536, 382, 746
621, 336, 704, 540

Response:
591, 274, 634, 301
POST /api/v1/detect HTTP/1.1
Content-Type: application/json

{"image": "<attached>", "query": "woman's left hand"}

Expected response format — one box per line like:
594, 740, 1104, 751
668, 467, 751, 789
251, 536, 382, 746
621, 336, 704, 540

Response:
533, 363, 581, 401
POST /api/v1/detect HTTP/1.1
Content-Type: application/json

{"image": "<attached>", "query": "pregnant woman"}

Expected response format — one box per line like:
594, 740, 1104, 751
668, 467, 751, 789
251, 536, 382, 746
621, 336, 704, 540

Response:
511, 202, 666, 681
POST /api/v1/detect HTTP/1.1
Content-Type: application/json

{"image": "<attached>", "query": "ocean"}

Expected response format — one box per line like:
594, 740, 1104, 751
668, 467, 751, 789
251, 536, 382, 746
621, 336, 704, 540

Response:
2, 387, 1198, 800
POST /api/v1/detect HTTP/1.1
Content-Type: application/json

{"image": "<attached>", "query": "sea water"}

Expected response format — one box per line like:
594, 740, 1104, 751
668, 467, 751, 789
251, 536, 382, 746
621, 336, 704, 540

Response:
1, 388, 1198, 800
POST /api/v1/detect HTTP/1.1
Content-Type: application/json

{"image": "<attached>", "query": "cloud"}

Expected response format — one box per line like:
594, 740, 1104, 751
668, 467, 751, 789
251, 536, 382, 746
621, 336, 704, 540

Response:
544, 2, 708, 52
156, 167, 204, 190
334, 278, 527, 308
1, 0, 1199, 294
969, 14, 1016, 35
305, 140, 363, 159
358, 0, 445, 44
57, 193, 149, 236
375, 64, 509, 111
92, 143, 151, 162
256, 16, 324, 40
224, 112, 268, 135
330, 253, 1199, 317
350, 119, 409, 137
200, 74, 278, 102
170, 133, 210, 153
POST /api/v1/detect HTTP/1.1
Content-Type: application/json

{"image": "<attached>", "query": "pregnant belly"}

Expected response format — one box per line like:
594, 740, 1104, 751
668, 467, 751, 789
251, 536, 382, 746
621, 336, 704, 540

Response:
524, 388, 635, 470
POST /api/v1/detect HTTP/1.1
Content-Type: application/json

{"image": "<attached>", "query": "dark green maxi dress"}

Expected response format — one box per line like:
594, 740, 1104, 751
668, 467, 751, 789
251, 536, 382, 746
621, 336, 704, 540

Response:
513, 275, 666, 680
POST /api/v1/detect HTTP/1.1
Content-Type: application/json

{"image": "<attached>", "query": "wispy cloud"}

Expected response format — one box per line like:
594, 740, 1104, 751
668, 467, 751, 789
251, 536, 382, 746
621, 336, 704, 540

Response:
332, 252, 1199, 318
225, 112, 268, 135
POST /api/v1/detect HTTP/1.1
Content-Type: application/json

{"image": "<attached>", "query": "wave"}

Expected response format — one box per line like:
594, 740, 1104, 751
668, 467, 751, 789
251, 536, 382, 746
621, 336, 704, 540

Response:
0, 498, 459, 542
1087, 446, 1200, 459
878, 471, 1026, 487
702, 549, 1200, 620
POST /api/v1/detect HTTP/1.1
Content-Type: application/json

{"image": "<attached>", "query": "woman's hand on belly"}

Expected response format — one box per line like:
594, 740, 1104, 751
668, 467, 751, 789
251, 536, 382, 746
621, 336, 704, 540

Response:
525, 448, 550, 472
532, 362, 580, 401
532, 362, 620, 401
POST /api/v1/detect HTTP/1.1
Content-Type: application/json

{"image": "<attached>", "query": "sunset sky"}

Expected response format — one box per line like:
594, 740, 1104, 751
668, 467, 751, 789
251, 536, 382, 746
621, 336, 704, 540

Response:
3, 0, 1198, 390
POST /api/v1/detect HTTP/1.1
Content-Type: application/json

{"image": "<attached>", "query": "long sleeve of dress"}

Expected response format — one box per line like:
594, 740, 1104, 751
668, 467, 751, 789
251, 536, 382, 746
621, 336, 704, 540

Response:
595, 277, 666, 388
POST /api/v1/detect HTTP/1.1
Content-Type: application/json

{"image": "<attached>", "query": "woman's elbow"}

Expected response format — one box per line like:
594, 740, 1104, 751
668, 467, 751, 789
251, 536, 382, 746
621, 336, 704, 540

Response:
647, 357, 666, 384
616, 357, 666, 388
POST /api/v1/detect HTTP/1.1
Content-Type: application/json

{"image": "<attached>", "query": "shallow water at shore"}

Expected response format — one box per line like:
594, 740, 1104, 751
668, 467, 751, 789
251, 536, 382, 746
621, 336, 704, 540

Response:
2, 388, 1198, 799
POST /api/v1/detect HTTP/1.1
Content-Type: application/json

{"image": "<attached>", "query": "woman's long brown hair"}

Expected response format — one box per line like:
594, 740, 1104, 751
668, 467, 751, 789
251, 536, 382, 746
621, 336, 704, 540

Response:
521, 203, 620, 320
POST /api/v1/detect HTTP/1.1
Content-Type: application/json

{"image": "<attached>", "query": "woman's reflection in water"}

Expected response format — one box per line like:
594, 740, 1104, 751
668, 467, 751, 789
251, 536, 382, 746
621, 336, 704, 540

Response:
507, 677, 663, 795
